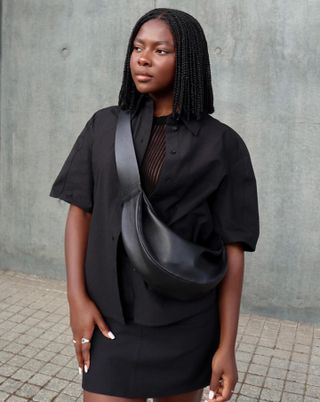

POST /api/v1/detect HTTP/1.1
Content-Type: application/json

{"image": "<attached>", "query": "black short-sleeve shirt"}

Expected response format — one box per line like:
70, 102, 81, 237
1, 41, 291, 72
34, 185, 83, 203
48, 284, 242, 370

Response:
49, 94, 260, 326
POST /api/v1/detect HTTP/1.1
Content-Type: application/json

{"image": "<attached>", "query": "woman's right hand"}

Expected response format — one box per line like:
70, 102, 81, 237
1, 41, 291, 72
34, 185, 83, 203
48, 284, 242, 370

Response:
69, 294, 115, 374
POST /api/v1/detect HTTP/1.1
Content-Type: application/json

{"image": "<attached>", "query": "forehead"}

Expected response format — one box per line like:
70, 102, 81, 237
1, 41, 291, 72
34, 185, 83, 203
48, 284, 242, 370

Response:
134, 19, 174, 45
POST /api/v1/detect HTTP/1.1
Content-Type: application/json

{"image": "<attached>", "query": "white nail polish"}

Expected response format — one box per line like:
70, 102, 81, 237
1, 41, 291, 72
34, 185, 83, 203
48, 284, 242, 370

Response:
209, 390, 215, 399
84, 364, 88, 373
108, 331, 115, 339
78, 367, 83, 375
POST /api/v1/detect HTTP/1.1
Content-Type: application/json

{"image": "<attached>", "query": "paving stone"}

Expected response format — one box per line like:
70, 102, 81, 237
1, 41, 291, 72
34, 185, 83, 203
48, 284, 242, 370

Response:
28, 372, 51, 387
23, 358, 44, 371
54, 394, 79, 402
236, 351, 252, 363
11, 367, 34, 382
44, 341, 66, 353
258, 337, 277, 348
264, 377, 284, 391
15, 383, 41, 399
236, 396, 258, 402
237, 342, 255, 353
60, 381, 82, 397
307, 374, 320, 386
292, 351, 310, 363
260, 387, 282, 401
5, 396, 28, 401
294, 343, 310, 354
251, 354, 271, 366
270, 356, 290, 369
305, 385, 320, 398
51, 353, 72, 366
5, 355, 29, 368
286, 370, 307, 383
40, 362, 62, 376
46, 376, 70, 392
281, 392, 303, 402
309, 364, 320, 376
0, 377, 23, 393
284, 380, 305, 394
237, 371, 246, 382
33, 388, 58, 401
0, 392, 10, 402
2, 342, 25, 355
239, 383, 261, 398
243, 373, 264, 387
56, 366, 78, 381
255, 346, 274, 357
247, 363, 268, 376
267, 367, 288, 379
289, 361, 309, 373
240, 335, 259, 345
34, 349, 56, 362
0, 364, 18, 377
273, 348, 291, 359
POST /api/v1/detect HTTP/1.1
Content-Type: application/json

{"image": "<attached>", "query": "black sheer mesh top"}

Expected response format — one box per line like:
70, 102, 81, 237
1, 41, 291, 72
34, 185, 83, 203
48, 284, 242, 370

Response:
140, 114, 171, 196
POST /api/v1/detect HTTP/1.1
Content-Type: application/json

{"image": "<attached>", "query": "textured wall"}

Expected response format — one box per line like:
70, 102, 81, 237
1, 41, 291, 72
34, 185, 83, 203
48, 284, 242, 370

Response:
1, 1, 319, 323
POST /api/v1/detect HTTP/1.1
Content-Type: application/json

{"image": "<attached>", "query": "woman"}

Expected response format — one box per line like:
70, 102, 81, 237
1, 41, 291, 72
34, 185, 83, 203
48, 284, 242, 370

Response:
50, 8, 259, 402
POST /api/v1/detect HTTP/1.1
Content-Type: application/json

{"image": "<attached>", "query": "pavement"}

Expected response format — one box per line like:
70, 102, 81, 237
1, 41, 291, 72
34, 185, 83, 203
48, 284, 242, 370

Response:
0, 269, 319, 402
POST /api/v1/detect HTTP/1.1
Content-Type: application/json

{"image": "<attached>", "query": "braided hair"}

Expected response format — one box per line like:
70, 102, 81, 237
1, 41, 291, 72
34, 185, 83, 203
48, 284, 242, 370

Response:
118, 8, 214, 121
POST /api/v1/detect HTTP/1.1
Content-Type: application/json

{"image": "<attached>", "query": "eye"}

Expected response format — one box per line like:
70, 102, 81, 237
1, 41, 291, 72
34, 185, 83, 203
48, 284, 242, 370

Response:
156, 49, 169, 55
133, 46, 142, 53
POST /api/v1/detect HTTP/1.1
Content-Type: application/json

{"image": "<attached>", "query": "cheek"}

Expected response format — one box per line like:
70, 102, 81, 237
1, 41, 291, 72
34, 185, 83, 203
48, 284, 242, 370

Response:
163, 58, 176, 82
129, 53, 136, 74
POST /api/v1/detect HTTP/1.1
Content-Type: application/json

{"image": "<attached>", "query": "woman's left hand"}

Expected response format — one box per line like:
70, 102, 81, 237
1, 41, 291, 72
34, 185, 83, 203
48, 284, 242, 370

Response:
206, 346, 238, 401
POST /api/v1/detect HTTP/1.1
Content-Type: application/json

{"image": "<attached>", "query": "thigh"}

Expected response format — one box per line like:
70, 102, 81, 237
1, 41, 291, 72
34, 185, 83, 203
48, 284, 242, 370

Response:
84, 389, 146, 402
154, 387, 204, 402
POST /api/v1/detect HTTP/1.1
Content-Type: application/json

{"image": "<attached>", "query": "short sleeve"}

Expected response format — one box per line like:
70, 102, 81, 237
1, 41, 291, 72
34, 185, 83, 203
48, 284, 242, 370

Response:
209, 132, 260, 252
49, 113, 95, 213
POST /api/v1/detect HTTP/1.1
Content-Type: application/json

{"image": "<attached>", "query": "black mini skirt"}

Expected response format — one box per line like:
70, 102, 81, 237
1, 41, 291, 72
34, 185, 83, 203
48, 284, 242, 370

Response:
82, 303, 220, 398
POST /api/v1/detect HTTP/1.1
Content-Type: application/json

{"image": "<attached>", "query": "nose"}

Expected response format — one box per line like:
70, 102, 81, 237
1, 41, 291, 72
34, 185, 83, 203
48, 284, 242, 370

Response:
138, 52, 151, 66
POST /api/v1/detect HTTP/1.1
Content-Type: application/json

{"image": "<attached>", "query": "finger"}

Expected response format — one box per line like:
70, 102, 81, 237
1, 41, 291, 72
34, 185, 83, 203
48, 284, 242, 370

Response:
81, 335, 92, 373
208, 371, 221, 400
73, 336, 84, 374
214, 378, 235, 402
94, 312, 116, 340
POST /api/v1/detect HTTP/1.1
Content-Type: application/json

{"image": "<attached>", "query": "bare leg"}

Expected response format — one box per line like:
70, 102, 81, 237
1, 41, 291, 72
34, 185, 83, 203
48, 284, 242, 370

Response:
84, 390, 147, 402
154, 387, 204, 402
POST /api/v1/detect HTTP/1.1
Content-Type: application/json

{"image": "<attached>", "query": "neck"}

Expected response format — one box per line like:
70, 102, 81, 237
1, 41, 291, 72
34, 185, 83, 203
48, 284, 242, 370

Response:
148, 92, 173, 117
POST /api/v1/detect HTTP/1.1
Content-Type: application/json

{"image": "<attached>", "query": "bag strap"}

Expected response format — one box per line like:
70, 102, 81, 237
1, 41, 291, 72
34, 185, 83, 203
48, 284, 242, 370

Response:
114, 109, 142, 202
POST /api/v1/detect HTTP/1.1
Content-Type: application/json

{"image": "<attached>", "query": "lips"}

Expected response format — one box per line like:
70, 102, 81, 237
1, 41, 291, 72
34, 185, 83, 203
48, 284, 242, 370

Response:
135, 72, 153, 81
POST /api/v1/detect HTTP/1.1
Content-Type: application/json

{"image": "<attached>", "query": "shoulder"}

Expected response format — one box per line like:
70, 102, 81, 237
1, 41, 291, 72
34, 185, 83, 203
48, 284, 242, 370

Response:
202, 114, 252, 165
90, 105, 120, 128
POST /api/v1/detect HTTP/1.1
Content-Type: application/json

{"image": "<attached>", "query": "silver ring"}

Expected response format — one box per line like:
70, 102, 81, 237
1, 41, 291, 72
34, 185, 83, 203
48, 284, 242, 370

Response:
81, 337, 90, 344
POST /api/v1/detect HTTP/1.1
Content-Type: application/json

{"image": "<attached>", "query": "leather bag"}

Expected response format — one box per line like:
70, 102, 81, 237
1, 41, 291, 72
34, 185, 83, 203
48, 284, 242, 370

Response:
114, 110, 227, 301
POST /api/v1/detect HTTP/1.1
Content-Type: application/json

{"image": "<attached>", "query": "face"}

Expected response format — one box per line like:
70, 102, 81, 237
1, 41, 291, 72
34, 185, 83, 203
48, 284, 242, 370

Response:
130, 19, 176, 98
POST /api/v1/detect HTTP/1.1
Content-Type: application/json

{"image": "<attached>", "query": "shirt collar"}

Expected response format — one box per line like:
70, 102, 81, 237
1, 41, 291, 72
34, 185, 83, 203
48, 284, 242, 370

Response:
132, 94, 205, 136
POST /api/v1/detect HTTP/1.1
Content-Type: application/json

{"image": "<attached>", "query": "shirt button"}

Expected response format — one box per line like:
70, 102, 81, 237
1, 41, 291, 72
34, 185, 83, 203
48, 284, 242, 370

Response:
112, 235, 115, 241
170, 149, 177, 155
172, 125, 178, 131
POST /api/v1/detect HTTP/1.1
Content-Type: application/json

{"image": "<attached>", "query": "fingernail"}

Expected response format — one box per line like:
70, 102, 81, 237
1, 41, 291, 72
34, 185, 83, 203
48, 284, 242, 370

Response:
108, 331, 115, 339
78, 367, 83, 375
84, 364, 88, 373
209, 390, 215, 399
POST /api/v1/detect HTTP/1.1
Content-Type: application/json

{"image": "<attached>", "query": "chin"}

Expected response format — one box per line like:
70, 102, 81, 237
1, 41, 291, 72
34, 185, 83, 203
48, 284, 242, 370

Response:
134, 83, 154, 94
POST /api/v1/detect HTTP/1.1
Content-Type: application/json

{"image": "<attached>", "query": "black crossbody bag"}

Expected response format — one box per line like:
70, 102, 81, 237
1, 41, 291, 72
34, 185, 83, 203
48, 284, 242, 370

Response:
114, 110, 227, 301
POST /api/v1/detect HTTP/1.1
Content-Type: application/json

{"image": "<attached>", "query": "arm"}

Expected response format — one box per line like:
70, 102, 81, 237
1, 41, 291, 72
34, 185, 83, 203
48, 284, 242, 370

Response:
207, 242, 244, 401
65, 205, 115, 375
65, 204, 92, 301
